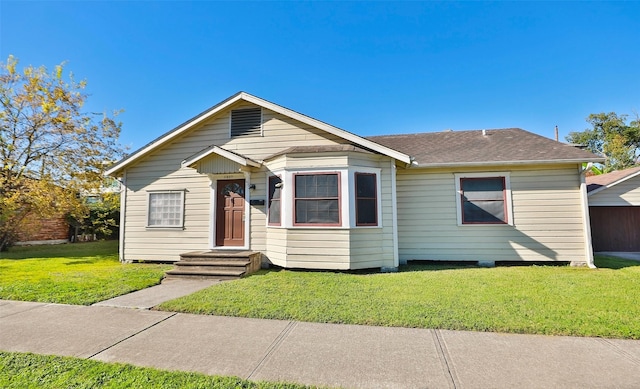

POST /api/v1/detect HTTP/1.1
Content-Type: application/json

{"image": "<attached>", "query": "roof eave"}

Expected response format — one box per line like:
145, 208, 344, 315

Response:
182, 145, 261, 169
240, 94, 412, 164
106, 92, 412, 177
587, 168, 640, 196
410, 157, 605, 169
105, 92, 248, 176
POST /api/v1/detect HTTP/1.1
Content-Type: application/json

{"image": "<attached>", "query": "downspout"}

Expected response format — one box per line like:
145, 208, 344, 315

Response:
118, 171, 127, 263
579, 163, 596, 268
391, 161, 400, 268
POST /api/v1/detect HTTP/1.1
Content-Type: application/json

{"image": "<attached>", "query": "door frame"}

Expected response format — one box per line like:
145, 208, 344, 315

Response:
209, 172, 251, 250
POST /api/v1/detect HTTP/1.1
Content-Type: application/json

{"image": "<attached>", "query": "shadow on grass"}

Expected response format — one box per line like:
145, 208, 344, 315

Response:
595, 255, 640, 269
252, 256, 640, 277
0, 241, 119, 260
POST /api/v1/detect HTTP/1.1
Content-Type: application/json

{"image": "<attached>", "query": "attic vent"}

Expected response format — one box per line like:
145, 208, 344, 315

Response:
231, 108, 262, 137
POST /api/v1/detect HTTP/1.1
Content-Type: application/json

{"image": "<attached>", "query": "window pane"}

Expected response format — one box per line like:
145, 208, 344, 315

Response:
356, 174, 376, 198
295, 199, 339, 223
268, 175, 282, 225
462, 177, 504, 192
268, 200, 281, 224
149, 192, 183, 227
460, 177, 506, 224
295, 174, 338, 198
269, 176, 282, 200
294, 174, 340, 225
357, 199, 377, 225
463, 201, 505, 223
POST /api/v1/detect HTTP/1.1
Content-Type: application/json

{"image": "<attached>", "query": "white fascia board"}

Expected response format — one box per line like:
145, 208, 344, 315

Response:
106, 93, 246, 176
106, 91, 412, 176
241, 94, 412, 165
587, 169, 640, 197
182, 145, 261, 168
410, 158, 604, 169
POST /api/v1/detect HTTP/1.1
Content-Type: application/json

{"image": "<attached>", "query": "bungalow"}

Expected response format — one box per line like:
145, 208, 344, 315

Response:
587, 166, 640, 252
106, 92, 603, 272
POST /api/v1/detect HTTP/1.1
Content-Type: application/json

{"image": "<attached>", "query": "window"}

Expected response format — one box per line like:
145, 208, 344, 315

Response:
268, 175, 282, 225
230, 108, 262, 137
355, 173, 378, 226
459, 177, 507, 224
147, 191, 184, 227
294, 173, 340, 225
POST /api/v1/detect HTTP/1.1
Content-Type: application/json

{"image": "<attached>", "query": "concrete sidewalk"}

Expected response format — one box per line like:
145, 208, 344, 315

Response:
2, 299, 640, 388
92, 278, 219, 309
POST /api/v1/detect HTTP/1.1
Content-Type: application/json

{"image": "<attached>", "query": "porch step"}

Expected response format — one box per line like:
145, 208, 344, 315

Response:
164, 250, 262, 281
164, 268, 246, 280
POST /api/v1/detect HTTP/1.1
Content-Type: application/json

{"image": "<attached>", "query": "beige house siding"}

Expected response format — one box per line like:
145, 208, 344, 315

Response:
120, 101, 345, 262
588, 175, 640, 206
262, 152, 396, 270
396, 165, 587, 263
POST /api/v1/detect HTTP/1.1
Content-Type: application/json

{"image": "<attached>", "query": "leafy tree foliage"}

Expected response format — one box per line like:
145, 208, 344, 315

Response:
0, 56, 124, 249
68, 191, 120, 241
566, 112, 640, 172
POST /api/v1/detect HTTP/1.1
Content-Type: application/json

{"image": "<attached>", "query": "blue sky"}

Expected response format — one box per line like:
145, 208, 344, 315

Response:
2, 1, 639, 151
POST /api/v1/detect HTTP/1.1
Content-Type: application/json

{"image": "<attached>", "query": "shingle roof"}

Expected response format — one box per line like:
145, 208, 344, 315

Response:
367, 128, 603, 167
586, 166, 640, 193
264, 144, 372, 161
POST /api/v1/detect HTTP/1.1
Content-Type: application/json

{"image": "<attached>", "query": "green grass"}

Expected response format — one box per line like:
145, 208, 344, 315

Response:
0, 241, 171, 305
158, 256, 640, 339
0, 352, 316, 389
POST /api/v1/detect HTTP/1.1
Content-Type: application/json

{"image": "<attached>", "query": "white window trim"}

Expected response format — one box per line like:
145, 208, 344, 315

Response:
349, 167, 383, 228
146, 190, 186, 229
267, 167, 382, 229
454, 172, 514, 226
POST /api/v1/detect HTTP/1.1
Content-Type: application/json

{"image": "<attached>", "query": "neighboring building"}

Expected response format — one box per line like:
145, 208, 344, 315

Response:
14, 213, 69, 246
106, 92, 603, 269
587, 166, 640, 252
14, 177, 121, 246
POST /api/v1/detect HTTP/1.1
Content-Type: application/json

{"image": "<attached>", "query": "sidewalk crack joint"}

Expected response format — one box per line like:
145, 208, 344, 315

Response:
432, 329, 460, 389
598, 338, 640, 366
87, 312, 177, 359
246, 320, 298, 380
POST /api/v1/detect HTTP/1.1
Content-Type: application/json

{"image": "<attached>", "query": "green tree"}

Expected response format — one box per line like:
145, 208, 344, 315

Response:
0, 56, 124, 250
566, 112, 640, 173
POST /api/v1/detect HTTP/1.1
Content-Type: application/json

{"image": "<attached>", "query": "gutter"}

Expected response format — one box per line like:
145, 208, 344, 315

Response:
406, 158, 605, 169
579, 163, 596, 268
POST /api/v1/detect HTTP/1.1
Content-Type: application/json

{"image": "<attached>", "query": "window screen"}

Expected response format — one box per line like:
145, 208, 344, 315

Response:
460, 177, 506, 224
294, 173, 340, 225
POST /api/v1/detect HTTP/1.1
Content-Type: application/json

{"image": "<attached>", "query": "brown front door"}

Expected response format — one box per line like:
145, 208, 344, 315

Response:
216, 179, 245, 247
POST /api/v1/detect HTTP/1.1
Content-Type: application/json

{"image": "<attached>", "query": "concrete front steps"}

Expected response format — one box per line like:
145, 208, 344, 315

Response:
165, 250, 262, 280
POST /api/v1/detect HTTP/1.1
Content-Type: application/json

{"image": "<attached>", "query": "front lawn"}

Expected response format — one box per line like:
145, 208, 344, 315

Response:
158, 256, 640, 339
0, 352, 314, 389
0, 241, 171, 305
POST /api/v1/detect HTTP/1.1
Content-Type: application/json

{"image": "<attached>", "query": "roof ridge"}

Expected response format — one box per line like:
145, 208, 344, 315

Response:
367, 128, 524, 139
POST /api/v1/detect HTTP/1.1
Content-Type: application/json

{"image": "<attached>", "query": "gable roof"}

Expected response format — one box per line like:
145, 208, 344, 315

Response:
182, 145, 261, 169
106, 92, 411, 176
367, 128, 604, 167
586, 166, 640, 194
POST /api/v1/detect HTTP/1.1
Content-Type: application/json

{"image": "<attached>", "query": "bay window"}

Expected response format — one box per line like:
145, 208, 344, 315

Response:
294, 173, 341, 225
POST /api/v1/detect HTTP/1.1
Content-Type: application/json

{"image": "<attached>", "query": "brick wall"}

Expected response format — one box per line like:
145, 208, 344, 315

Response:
15, 214, 69, 243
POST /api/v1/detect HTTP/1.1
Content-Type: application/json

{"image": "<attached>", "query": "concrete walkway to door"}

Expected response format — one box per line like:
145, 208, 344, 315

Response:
2, 288, 640, 388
